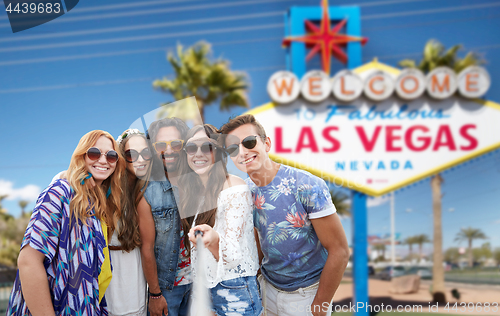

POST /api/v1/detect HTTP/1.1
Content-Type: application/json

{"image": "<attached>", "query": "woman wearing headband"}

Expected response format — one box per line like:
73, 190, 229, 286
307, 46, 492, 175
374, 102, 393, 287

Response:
178, 124, 262, 316
7, 130, 125, 316
105, 129, 153, 316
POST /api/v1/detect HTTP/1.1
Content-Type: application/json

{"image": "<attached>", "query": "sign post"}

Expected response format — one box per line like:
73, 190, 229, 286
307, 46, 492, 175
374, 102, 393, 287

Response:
352, 191, 369, 316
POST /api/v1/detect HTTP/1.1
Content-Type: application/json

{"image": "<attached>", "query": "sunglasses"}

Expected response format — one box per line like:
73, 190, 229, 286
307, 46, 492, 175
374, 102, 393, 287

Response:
225, 135, 264, 157
86, 147, 119, 163
124, 148, 152, 163
153, 140, 184, 153
184, 142, 216, 155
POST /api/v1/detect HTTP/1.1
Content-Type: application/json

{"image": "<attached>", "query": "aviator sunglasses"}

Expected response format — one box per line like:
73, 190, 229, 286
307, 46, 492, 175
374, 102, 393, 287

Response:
184, 142, 216, 155
124, 148, 153, 163
225, 135, 264, 157
86, 147, 119, 163
153, 140, 184, 153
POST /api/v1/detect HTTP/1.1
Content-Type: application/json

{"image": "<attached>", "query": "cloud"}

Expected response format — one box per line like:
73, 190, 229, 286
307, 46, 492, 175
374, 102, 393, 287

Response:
495, 219, 500, 225
0, 179, 41, 202
367, 195, 390, 208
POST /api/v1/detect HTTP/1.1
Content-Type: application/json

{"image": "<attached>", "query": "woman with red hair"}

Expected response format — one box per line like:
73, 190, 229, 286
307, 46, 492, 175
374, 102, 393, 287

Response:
7, 130, 125, 316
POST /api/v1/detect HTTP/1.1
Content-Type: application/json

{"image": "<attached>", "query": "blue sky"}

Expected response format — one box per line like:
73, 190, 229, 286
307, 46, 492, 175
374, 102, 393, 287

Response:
1, 0, 500, 255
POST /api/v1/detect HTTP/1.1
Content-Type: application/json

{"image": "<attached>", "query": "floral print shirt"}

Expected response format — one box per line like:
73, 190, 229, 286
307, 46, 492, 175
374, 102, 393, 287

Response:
246, 165, 336, 291
174, 224, 192, 286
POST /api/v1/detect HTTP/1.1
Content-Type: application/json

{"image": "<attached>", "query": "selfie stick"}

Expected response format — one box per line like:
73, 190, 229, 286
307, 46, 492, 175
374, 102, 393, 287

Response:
190, 230, 211, 316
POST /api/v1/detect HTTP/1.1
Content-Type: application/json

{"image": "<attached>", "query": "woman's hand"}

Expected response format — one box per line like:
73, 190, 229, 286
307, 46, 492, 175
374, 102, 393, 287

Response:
189, 224, 220, 260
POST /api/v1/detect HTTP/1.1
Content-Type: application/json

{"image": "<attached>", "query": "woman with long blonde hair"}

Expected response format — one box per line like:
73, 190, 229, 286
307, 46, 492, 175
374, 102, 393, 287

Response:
7, 130, 125, 316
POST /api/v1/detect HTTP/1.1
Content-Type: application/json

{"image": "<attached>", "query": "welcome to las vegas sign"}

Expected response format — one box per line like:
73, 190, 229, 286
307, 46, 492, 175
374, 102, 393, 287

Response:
248, 60, 500, 196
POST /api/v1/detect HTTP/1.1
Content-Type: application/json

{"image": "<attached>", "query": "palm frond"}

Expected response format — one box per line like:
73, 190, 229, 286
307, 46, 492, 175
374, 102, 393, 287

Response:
398, 59, 417, 69
153, 41, 249, 120
399, 39, 484, 74
330, 190, 350, 217
454, 52, 485, 73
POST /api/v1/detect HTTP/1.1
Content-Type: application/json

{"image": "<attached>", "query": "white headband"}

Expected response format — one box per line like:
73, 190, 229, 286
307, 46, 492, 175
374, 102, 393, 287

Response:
116, 128, 144, 144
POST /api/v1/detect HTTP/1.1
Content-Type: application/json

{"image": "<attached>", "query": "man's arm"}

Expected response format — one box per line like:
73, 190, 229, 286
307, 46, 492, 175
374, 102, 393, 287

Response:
137, 196, 168, 316
310, 213, 350, 316
254, 227, 263, 266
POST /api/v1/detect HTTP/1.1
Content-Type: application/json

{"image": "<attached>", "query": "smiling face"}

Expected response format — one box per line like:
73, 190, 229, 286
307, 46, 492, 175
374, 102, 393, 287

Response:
186, 130, 216, 176
125, 136, 151, 178
155, 126, 182, 173
226, 123, 270, 175
84, 136, 117, 186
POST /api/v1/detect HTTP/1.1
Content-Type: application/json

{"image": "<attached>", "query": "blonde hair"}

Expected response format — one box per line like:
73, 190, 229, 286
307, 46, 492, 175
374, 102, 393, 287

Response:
65, 130, 125, 232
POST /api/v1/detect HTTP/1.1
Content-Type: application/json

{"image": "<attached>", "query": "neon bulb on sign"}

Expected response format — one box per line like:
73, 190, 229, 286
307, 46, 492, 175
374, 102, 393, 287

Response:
395, 69, 426, 100
267, 66, 491, 104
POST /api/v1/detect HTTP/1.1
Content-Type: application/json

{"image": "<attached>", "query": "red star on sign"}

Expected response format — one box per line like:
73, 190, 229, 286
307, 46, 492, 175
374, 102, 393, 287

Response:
282, 0, 368, 74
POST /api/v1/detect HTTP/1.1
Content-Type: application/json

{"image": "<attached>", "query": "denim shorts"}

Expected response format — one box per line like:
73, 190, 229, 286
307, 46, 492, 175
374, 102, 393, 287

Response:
210, 276, 263, 316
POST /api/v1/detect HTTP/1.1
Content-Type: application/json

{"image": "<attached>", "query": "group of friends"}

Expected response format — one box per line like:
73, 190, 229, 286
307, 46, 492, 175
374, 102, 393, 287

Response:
6, 113, 350, 316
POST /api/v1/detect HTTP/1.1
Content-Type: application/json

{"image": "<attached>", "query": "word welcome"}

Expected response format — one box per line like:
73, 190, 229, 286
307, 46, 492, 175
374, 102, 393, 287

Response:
267, 66, 490, 104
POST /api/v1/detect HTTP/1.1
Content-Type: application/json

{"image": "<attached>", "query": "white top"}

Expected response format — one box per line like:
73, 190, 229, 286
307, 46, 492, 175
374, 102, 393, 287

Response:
191, 184, 259, 288
106, 230, 147, 316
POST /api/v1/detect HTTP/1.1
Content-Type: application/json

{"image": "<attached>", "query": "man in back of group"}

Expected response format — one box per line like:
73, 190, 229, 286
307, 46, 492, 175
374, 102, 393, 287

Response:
220, 114, 350, 316
137, 117, 191, 316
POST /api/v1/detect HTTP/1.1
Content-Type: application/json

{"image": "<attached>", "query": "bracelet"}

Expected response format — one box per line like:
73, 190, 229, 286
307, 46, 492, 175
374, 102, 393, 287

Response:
148, 291, 162, 298
149, 295, 163, 299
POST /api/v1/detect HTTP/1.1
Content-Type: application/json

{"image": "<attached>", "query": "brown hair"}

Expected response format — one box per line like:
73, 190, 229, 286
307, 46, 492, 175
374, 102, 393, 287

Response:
178, 124, 228, 253
219, 114, 267, 138
117, 133, 153, 252
148, 117, 189, 143
65, 130, 125, 233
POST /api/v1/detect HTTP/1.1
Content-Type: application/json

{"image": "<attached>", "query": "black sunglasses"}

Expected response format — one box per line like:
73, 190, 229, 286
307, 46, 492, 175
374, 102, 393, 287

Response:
86, 147, 119, 163
124, 148, 152, 163
225, 135, 264, 157
184, 142, 216, 155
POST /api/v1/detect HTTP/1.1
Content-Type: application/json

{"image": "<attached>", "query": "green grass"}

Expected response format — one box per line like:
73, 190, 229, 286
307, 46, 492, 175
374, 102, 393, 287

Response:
444, 269, 500, 285
445, 267, 500, 274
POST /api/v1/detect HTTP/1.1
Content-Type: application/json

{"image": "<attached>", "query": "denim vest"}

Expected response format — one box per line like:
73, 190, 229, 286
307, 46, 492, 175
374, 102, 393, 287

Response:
144, 179, 181, 291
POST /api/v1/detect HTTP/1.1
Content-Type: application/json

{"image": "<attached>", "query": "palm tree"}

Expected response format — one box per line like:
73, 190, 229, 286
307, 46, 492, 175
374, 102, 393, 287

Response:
0, 194, 7, 211
153, 42, 249, 123
404, 236, 417, 260
494, 248, 500, 266
0, 194, 11, 220
373, 243, 386, 261
431, 174, 445, 302
18, 200, 29, 217
398, 40, 484, 303
330, 190, 350, 217
399, 39, 484, 73
444, 247, 460, 264
414, 234, 431, 261
455, 227, 487, 268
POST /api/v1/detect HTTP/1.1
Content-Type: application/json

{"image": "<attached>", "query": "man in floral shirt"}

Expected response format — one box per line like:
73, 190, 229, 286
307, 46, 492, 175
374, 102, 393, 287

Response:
220, 114, 350, 316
